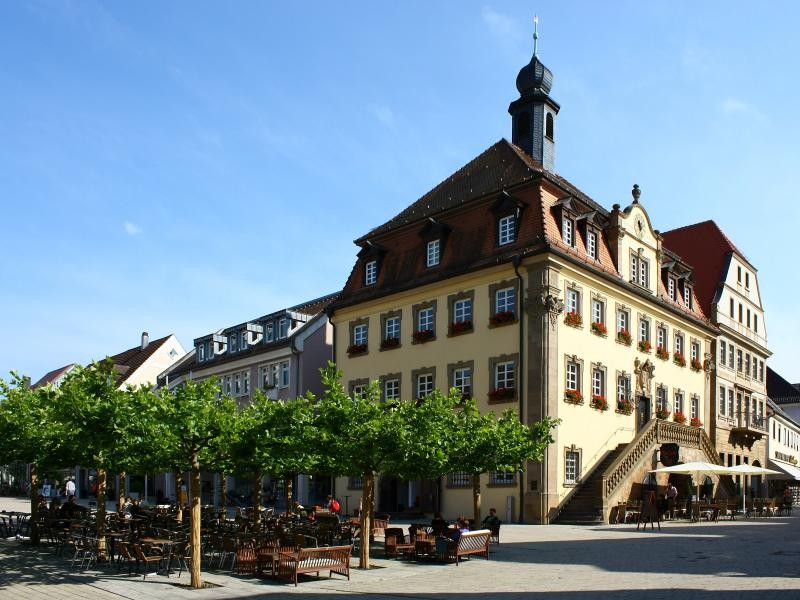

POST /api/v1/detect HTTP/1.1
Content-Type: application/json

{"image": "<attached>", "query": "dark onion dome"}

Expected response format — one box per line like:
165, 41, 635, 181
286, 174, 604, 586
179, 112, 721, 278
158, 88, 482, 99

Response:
515, 54, 553, 96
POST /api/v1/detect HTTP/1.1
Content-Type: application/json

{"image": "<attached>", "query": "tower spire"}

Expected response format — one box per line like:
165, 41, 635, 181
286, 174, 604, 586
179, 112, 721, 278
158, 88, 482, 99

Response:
533, 15, 539, 58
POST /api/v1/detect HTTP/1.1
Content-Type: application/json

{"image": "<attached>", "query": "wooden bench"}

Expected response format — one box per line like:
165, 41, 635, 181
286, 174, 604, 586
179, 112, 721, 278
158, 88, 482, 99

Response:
276, 545, 352, 586
438, 529, 491, 565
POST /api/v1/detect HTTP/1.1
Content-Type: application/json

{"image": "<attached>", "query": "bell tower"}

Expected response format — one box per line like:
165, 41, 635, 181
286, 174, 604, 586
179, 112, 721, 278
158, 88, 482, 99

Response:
508, 17, 560, 172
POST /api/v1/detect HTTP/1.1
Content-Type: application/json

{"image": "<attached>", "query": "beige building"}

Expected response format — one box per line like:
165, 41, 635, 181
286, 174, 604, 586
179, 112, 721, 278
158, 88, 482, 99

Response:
329, 42, 719, 524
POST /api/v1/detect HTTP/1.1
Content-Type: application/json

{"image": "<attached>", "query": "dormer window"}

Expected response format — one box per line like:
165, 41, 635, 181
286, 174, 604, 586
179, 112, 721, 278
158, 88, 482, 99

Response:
229, 334, 238, 353
365, 260, 377, 285
240, 331, 248, 350
278, 317, 289, 339
683, 285, 691, 308
198, 344, 205, 362
427, 239, 441, 267
587, 230, 597, 259
498, 215, 516, 246
562, 217, 574, 247
668, 277, 676, 300
265, 322, 274, 343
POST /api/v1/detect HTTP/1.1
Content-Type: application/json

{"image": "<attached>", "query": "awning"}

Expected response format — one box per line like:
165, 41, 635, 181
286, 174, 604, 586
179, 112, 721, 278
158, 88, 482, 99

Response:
768, 459, 800, 480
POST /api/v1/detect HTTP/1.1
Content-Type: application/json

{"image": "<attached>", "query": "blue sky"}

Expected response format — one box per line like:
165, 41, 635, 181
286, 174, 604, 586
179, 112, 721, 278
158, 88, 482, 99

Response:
2, 1, 798, 381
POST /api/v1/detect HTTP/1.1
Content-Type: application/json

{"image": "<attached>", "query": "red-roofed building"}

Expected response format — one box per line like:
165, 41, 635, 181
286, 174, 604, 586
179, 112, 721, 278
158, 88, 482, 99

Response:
663, 222, 770, 493
329, 34, 719, 524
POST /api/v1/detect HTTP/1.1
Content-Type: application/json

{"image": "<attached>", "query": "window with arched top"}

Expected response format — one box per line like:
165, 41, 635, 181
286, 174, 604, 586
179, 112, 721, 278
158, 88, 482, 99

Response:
545, 112, 554, 140
515, 111, 531, 139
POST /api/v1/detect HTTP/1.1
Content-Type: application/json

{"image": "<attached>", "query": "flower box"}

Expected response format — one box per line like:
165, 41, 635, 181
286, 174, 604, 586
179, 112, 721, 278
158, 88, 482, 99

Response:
380, 337, 400, 350
564, 311, 583, 327
564, 389, 583, 405
638, 340, 652, 353
690, 358, 703, 372
617, 329, 632, 345
673, 352, 687, 367
590, 395, 608, 411
489, 311, 516, 326
488, 387, 515, 402
346, 343, 368, 356
591, 321, 607, 336
673, 411, 687, 424
656, 346, 669, 360
412, 329, 435, 343
690, 416, 703, 428
616, 398, 634, 415
655, 408, 671, 420
448, 320, 474, 336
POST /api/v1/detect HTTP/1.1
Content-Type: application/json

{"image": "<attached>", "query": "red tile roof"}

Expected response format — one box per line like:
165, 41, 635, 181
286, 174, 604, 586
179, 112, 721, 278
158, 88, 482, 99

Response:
661, 220, 747, 317
32, 364, 75, 388
108, 334, 172, 386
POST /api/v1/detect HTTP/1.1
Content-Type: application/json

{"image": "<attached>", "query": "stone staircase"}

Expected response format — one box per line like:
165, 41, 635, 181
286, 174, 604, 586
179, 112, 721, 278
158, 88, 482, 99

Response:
554, 444, 628, 525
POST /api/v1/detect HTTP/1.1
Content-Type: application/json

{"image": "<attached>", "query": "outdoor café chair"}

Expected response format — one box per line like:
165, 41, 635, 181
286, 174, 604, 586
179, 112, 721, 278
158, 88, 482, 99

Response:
132, 543, 164, 580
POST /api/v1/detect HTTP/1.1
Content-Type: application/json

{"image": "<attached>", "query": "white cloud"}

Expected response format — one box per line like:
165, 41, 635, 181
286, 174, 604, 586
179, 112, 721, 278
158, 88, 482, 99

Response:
369, 104, 395, 127
123, 221, 142, 235
481, 6, 516, 39
719, 98, 767, 123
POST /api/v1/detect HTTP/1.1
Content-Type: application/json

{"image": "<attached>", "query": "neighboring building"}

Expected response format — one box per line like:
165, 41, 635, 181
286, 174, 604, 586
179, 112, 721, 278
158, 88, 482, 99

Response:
766, 368, 800, 496
768, 367, 800, 423
328, 36, 718, 524
663, 221, 770, 490
157, 293, 338, 505
32, 363, 76, 388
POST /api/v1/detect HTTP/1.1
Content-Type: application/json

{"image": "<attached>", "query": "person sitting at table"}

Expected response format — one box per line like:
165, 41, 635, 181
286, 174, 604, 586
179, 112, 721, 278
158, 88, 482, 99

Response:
482, 508, 502, 529
36, 494, 48, 512
60, 495, 88, 519
431, 512, 449, 535
292, 501, 307, 519
447, 517, 471, 541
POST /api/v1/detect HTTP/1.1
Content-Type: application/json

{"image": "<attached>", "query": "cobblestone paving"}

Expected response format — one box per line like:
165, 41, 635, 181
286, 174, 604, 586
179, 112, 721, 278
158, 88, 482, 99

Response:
2, 496, 799, 600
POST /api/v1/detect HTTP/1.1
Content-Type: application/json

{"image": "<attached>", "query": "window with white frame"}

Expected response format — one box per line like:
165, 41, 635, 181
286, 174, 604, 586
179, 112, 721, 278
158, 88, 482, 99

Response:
351, 383, 367, 397
416, 372, 434, 399
280, 362, 289, 387
566, 288, 580, 316
691, 395, 699, 419
592, 299, 604, 325
752, 357, 758, 379
562, 217, 574, 246
495, 287, 516, 315
566, 360, 580, 392
617, 374, 630, 402
656, 386, 668, 412
674, 391, 684, 415
384, 315, 400, 342
278, 318, 289, 339
745, 353, 751, 377
668, 277, 675, 300
265, 322, 274, 342
240, 331, 248, 350
498, 215, 515, 245
418, 306, 434, 333
587, 230, 598, 259
728, 344, 734, 369
198, 344, 205, 362
365, 260, 377, 285
639, 318, 650, 344
490, 471, 516, 485
384, 378, 400, 401
448, 472, 471, 488
234, 373, 241, 395
224, 375, 232, 395
617, 309, 629, 333
684, 285, 691, 308
719, 341, 726, 366
675, 333, 684, 357
631, 254, 650, 287
453, 298, 472, 324
737, 349, 743, 372
352, 323, 368, 347
243, 371, 250, 395
656, 326, 666, 350
453, 367, 472, 398
260, 366, 270, 388
727, 389, 734, 416
592, 368, 604, 398
719, 386, 726, 416
427, 239, 441, 267
230, 334, 238, 353
759, 360, 764, 382
565, 450, 580, 484
495, 361, 515, 390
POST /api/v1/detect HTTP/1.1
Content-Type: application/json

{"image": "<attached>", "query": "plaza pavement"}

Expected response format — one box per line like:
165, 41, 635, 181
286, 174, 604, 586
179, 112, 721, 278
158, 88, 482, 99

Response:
2, 496, 799, 600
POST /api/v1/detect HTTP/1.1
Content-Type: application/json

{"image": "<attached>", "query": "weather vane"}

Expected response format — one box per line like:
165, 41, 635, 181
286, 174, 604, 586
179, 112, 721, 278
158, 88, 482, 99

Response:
533, 15, 539, 57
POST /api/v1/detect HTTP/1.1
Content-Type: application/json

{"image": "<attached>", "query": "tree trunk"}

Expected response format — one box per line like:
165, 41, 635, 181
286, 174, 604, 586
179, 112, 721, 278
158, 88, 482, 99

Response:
190, 452, 202, 589
472, 473, 482, 524
284, 475, 293, 515
117, 471, 127, 514
252, 474, 262, 527
175, 471, 183, 523
359, 471, 375, 569
96, 468, 107, 560
220, 472, 228, 515
29, 464, 39, 545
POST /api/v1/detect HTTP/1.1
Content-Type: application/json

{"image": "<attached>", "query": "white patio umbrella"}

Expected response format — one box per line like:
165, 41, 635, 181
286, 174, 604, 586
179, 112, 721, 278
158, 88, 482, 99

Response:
650, 462, 736, 508
725, 464, 781, 514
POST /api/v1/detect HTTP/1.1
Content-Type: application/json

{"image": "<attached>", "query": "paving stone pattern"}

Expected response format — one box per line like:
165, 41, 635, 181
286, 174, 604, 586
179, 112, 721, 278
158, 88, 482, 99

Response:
2, 497, 798, 599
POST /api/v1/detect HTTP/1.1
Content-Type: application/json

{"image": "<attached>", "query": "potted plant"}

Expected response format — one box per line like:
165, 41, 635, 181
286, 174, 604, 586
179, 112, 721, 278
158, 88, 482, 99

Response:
489, 311, 516, 326
346, 343, 368, 356
564, 311, 582, 327
617, 329, 632, 345
591, 321, 607, 336
488, 387, 515, 402
673, 410, 687, 424
590, 395, 608, 411
690, 416, 703, 428
412, 329, 435, 343
655, 407, 671, 420
380, 337, 400, 350
656, 346, 669, 360
448, 320, 473, 335
673, 352, 687, 367
564, 389, 583, 404
690, 358, 703, 372
616, 398, 634, 415
638, 340, 652, 353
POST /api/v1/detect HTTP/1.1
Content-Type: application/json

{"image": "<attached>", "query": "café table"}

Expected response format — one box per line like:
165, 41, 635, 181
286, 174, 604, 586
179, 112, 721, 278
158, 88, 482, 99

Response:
140, 537, 175, 575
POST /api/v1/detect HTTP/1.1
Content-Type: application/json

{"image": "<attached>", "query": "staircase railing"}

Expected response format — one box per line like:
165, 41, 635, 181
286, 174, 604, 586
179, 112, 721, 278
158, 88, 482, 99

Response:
579, 426, 635, 483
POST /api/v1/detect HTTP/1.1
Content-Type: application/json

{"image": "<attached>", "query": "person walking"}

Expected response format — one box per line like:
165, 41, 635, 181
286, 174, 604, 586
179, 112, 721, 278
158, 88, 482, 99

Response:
65, 477, 76, 499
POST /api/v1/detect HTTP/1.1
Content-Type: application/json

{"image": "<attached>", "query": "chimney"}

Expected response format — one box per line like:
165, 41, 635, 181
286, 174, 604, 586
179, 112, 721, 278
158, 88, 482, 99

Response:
141, 331, 150, 350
